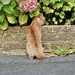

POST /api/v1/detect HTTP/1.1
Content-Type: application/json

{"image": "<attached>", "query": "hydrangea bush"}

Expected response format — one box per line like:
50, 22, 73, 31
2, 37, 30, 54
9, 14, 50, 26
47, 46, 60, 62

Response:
18, 0, 38, 12
0, 0, 75, 30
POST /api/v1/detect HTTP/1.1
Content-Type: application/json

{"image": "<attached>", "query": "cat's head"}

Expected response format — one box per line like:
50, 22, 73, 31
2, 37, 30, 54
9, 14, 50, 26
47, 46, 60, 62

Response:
34, 13, 46, 25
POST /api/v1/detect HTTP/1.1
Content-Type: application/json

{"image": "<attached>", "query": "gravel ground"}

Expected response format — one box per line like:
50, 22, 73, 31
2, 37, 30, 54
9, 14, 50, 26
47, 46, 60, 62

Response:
0, 54, 75, 75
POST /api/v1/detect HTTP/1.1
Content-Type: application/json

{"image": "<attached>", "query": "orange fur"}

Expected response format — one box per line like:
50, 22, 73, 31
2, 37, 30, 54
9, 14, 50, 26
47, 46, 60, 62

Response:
26, 13, 46, 59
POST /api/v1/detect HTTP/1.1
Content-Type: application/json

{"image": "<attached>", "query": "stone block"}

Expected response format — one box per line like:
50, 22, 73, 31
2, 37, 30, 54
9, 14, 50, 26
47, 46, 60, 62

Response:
0, 29, 3, 42
42, 31, 75, 41
2, 42, 26, 51
42, 42, 51, 52
5, 26, 21, 33
50, 41, 73, 50
9, 49, 26, 55
2, 33, 26, 42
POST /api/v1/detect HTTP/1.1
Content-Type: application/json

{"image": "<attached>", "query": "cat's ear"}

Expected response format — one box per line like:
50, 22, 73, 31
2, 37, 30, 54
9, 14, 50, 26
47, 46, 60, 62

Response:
40, 13, 43, 15
39, 13, 45, 19
38, 13, 43, 17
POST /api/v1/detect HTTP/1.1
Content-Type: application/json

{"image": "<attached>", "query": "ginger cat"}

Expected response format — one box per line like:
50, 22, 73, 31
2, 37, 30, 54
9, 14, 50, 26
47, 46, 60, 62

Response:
26, 13, 46, 59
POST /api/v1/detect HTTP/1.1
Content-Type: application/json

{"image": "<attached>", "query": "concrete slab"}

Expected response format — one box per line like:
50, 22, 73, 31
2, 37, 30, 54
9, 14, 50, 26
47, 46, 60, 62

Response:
0, 54, 75, 75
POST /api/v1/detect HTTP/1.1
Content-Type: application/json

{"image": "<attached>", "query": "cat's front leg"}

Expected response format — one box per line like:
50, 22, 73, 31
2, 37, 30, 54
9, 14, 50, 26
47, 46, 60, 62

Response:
26, 43, 35, 59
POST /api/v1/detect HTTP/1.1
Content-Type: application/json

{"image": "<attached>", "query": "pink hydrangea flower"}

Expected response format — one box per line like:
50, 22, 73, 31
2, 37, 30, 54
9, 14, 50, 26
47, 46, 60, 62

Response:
18, 0, 38, 12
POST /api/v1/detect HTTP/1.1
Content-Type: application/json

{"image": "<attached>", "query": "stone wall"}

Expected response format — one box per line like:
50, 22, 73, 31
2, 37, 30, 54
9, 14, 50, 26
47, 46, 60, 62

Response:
0, 25, 75, 55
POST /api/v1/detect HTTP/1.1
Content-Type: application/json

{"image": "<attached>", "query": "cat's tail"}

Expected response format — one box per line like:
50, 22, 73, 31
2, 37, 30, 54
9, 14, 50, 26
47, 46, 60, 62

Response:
36, 53, 45, 60
34, 47, 45, 59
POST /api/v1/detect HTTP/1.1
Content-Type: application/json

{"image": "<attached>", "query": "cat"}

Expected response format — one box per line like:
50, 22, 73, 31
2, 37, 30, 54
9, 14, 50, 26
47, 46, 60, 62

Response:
26, 13, 46, 59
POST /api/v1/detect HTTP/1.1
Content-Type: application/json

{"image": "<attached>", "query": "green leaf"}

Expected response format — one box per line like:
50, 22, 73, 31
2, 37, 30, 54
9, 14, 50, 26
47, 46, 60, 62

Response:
53, 50, 62, 55
10, 0, 17, 8
73, 50, 75, 53
0, 2, 3, 10
50, 9, 54, 13
0, 11, 5, 23
19, 13, 28, 25
43, 6, 54, 14
54, 21, 58, 25
40, 0, 50, 6
13, 6, 20, 17
29, 7, 40, 18
71, 12, 75, 22
71, 18, 75, 22
52, 17, 56, 21
63, 0, 75, 2
68, 2, 75, 7
53, 3, 63, 9
50, 0, 61, 4
56, 45, 63, 51
46, 22, 49, 25
55, 12, 59, 15
43, 6, 50, 14
0, 0, 11, 5
63, 5, 71, 11
73, 7, 75, 11
59, 11, 65, 19
0, 19, 8, 30
65, 19, 71, 25
6, 14, 17, 24
3, 5, 14, 14
53, 45, 63, 55
59, 19, 63, 23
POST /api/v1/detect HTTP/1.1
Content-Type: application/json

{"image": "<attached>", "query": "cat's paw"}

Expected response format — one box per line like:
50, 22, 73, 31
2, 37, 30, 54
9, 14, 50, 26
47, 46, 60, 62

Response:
29, 56, 34, 59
